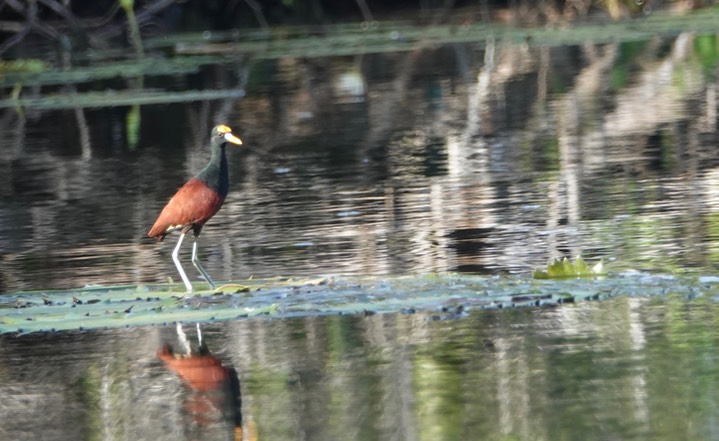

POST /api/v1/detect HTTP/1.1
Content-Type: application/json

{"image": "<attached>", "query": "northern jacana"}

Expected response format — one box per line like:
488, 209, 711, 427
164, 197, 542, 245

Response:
148, 124, 243, 292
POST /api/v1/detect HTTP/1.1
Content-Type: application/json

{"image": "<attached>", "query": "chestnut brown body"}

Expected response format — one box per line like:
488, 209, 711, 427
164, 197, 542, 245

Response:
148, 124, 243, 292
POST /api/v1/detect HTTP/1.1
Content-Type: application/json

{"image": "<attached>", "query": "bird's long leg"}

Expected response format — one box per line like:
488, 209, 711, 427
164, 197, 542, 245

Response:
191, 239, 217, 290
176, 322, 191, 355
172, 232, 193, 292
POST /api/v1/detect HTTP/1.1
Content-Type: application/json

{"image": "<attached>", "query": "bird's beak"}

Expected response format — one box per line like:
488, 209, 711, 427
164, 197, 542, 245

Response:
224, 133, 243, 146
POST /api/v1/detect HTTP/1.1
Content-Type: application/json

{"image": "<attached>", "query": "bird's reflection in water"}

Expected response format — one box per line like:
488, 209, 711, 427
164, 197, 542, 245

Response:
159, 323, 254, 441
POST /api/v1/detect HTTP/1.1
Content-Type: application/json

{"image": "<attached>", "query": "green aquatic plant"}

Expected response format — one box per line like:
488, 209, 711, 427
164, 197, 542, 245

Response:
3, 270, 698, 335
0, 59, 48, 74
533, 256, 605, 279
119, 0, 144, 59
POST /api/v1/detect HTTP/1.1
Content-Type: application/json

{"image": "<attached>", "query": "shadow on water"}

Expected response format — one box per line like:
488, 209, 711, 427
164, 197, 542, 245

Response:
2, 296, 719, 440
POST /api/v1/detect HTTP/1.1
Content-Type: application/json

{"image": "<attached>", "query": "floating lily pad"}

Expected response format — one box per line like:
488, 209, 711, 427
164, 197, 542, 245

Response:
2, 272, 719, 334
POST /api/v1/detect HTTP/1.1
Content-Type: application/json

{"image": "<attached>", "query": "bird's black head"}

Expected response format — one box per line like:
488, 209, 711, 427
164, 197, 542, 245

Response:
211, 125, 243, 147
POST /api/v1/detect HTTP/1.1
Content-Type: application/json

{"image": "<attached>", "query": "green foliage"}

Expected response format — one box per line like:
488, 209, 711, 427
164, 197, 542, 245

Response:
533, 257, 605, 279
0, 59, 48, 74
125, 105, 141, 150
694, 34, 719, 72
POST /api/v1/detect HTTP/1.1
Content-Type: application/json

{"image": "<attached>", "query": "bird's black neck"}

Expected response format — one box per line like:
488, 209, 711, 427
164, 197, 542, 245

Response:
196, 144, 229, 197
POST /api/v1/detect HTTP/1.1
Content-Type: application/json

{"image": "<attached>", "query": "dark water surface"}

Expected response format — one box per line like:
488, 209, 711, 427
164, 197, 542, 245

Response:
2, 296, 719, 441
3, 16, 719, 441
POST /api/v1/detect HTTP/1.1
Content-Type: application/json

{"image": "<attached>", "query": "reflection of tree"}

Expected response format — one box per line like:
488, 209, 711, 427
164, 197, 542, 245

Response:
5, 291, 719, 440
213, 298, 675, 441
213, 30, 719, 279
3, 23, 719, 289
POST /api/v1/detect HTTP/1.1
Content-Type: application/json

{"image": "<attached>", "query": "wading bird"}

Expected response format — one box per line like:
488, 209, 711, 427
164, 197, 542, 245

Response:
148, 124, 243, 292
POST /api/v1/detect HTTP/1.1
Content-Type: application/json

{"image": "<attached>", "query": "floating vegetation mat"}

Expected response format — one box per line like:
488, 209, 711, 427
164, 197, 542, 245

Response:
1, 273, 717, 334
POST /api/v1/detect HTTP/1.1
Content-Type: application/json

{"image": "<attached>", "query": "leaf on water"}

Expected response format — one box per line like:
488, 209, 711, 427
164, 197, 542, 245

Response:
533, 257, 606, 279
255, 304, 280, 315
215, 284, 252, 294
305, 277, 330, 286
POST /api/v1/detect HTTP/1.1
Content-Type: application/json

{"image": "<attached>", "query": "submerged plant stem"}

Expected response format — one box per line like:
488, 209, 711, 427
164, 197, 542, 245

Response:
120, 0, 145, 59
